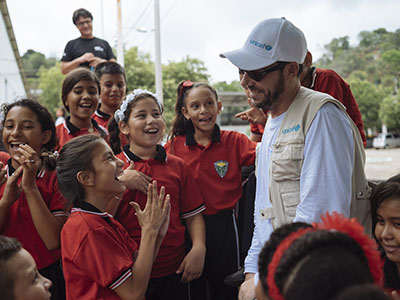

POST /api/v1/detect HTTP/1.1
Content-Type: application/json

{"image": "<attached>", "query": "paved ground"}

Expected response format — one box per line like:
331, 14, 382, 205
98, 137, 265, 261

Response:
365, 148, 400, 182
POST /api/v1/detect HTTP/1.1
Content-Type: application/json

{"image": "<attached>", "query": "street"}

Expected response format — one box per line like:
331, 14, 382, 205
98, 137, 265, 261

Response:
365, 148, 400, 182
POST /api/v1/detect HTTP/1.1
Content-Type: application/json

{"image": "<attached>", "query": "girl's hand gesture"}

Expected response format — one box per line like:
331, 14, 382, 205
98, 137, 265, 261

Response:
2, 165, 23, 205
14, 144, 40, 192
129, 180, 170, 233
117, 162, 152, 194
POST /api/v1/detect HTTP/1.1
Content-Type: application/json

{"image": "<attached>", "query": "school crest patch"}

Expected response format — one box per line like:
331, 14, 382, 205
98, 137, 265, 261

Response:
214, 160, 228, 178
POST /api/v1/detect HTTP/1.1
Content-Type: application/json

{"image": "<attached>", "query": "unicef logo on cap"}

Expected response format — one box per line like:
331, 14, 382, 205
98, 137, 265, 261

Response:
282, 124, 301, 134
250, 39, 273, 51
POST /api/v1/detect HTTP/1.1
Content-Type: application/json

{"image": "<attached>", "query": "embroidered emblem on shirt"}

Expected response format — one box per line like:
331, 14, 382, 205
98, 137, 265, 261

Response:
214, 160, 228, 178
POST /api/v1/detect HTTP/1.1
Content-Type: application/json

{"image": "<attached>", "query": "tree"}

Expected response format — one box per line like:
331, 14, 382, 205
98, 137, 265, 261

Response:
379, 94, 400, 132
162, 56, 210, 129
347, 77, 382, 131
37, 62, 64, 117
213, 80, 242, 92
124, 47, 155, 92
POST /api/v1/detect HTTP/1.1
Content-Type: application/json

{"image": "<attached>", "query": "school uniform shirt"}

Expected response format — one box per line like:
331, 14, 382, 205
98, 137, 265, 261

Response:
164, 124, 256, 216
93, 104, 111, 129
55, 116, 108, 151
250, 67, 366, 146
1, 160, 68, 269
115, 145, 205, 278
61, 201, 138, 300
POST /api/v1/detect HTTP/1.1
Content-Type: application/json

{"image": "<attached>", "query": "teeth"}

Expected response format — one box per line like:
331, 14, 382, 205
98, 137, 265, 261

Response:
145, 129, 158, 133
80, 103, 92, 108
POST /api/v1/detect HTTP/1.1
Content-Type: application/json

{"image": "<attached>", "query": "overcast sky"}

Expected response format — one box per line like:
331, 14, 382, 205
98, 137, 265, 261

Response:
6, 0, 400, 84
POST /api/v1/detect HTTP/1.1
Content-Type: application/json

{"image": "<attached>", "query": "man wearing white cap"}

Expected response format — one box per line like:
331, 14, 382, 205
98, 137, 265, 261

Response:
220, 17, 370, 299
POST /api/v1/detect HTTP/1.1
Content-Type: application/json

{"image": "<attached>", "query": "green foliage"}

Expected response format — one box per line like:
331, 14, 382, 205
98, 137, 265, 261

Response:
347, 77, 382, 130
37, 62, 64, 117
213, 80, 242, 92
379, 94, 400, 132
316, 27, 400, 131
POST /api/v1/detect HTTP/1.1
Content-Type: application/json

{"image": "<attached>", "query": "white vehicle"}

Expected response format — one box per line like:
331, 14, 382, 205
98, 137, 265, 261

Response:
373, 132, 400, 149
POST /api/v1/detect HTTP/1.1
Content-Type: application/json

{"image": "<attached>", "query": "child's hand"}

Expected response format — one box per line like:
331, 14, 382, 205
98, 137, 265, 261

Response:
176, 244, 206, 283
15, 144, 39, 192
392, 290, 400, 300
129, 181, 170, 232
0, 163, 7, 187
2, 165, 23, 204
118, 162, 152, 194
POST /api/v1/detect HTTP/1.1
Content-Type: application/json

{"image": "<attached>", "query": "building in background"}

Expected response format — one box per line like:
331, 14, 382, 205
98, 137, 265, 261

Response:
0, 0, 27, 104
218, 91, 250, 136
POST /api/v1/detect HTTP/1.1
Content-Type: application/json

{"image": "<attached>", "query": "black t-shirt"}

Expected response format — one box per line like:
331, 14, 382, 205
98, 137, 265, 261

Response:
61, 37, 115, 68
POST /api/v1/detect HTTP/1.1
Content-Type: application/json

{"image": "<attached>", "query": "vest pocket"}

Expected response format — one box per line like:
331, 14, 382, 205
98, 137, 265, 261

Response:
281, 189, 300, 219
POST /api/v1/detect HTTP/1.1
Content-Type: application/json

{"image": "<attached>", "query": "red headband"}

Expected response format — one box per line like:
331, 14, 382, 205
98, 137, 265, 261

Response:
266, 212, 383, 300
179, 80, 194, 99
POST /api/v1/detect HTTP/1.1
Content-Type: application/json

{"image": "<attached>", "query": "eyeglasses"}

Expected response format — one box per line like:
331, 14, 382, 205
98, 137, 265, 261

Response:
76, 20, 92, 27
179, 80, 194, 99
239, 62, 288, 82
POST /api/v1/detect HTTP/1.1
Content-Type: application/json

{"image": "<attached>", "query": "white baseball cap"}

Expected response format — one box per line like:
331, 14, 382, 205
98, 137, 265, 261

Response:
220, 17, 307, 71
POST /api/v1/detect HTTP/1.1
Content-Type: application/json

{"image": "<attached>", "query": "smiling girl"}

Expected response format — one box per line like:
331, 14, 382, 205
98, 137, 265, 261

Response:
0, 99, 68, 299
57, 134, 170, 300
56, 68, 107, 150
166, 81, 256, 300
108, 89, 206, 300
371, 174, 400, 295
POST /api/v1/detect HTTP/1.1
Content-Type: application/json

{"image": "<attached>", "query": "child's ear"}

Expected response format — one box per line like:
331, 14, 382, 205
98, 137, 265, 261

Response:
181, 107, 190, 120
217, 101, 222, 114
41, 130, 52, 146
119, 121, 130, 135
77, 170, 95, 187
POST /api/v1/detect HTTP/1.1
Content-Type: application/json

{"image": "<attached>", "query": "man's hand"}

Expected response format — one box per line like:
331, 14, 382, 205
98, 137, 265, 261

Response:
239, 273, 256, 300
79, 52, 95, 64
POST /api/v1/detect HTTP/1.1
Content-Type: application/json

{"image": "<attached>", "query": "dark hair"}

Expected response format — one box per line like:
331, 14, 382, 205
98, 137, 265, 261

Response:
61, 68, 100, 112
168, 81, 218, 140
72, 8, 93, 25
370, 174, 400, 290
370, 174, 400, 234
330, 284, 389, 300
56, 134, 102, 208
1, 99, 57, 170
258, 222, 312, 296
94, 61, 126, 82
108, 92, 163, 154
0, 236, 22, 300
275, 230, 373, 300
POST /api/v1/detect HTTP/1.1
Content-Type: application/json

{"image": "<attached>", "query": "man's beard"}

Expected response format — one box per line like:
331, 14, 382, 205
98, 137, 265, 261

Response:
254, 72, 285, 110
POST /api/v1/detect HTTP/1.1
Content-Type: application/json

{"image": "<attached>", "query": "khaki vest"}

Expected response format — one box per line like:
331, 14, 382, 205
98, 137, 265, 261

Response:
262, 87, 372, 234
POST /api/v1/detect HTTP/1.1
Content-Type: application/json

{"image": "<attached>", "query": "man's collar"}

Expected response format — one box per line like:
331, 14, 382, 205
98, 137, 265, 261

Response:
122, 144, 167, 162
185, 122, 221, 146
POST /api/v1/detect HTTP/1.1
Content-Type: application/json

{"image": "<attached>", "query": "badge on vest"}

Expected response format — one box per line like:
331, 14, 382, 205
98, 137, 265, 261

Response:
214, 160, 228, 178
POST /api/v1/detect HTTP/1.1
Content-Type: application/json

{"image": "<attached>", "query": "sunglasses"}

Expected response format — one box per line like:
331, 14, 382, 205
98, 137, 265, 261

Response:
179, 80, 194, 99
239, 62, 288, 81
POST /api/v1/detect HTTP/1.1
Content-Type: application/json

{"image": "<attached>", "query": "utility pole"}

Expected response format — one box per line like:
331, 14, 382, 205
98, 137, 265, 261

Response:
116, 0, 124, 67
100, 0, 105, 37
154, 0, 163, 104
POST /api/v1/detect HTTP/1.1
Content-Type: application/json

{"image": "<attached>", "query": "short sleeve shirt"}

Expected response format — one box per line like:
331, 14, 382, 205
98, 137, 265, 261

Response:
115, 145, 205, 278
165, 125, 256, 215
61, 201, 138, 300
61, 37, 115, 68
55, 116, 108, 151
1, 161, 68, 269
